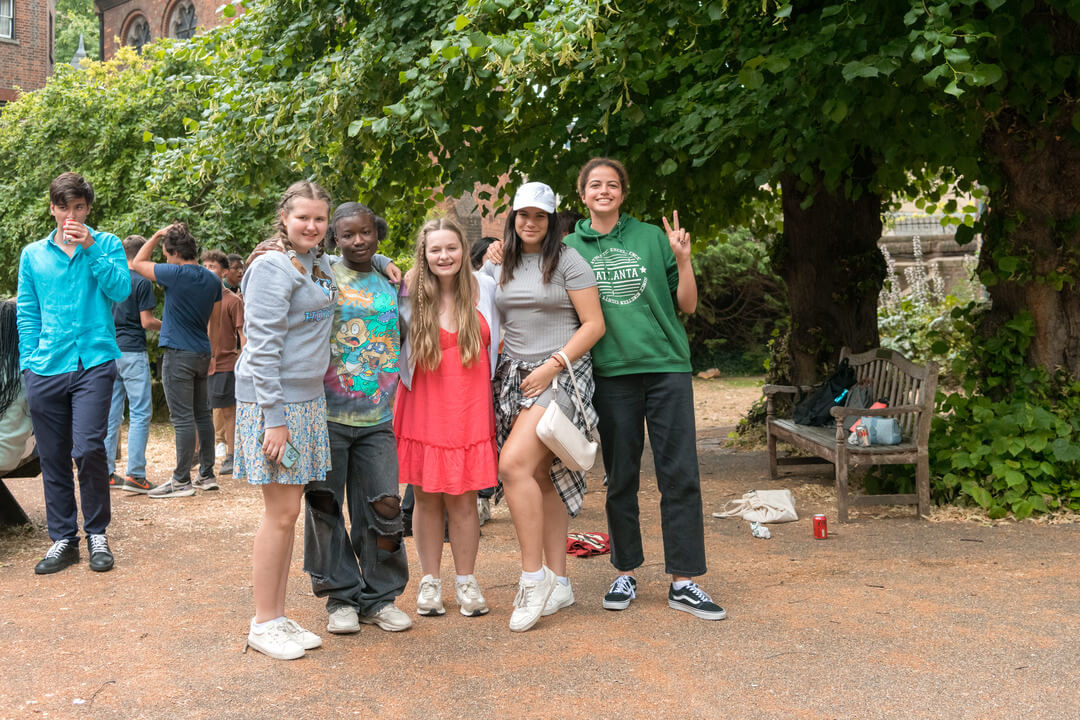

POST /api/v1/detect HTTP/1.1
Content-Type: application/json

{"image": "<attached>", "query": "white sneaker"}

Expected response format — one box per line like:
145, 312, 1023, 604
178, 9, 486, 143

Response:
455, 575, 490, 617
327, 606, 361, 634
509, 566, 556, 632
279, 618, 322, 649
215, 442, 228, 459
542, 579, 575, 617
245, 618, 304, 660
359, 603, 413, 632
477, 497, 491, 526
416, 574, 445, 616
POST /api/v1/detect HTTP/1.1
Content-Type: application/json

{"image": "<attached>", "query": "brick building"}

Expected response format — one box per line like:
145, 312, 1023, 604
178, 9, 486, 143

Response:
0, 0, 56, 104
94, 0, 232, 60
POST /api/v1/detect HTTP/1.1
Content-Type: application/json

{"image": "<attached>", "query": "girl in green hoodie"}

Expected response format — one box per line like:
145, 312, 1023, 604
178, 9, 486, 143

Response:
563, 157, 725, 621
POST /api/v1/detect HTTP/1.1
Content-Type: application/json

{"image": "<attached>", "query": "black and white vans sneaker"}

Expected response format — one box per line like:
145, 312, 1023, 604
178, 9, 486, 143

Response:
602, 575, 637, 610
668, 582, 726, 620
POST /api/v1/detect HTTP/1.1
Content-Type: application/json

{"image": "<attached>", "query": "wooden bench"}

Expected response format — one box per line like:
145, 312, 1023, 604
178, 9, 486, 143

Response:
763, 347, 938, 522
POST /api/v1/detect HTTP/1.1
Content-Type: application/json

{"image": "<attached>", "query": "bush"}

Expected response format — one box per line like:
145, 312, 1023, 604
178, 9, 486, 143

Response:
929, 309, 1080, 518
685, 228, 786, 374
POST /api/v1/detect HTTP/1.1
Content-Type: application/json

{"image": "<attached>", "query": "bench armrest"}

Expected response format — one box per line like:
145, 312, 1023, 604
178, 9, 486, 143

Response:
763, 384, 815, 397
829, 404, 923, 418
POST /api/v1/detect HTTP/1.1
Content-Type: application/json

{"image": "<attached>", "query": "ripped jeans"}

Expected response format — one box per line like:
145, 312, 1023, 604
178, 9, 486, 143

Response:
303, 420, 408, 615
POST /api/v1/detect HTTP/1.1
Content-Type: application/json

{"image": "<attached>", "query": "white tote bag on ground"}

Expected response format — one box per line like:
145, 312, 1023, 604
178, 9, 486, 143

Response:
712, 489, 798, 524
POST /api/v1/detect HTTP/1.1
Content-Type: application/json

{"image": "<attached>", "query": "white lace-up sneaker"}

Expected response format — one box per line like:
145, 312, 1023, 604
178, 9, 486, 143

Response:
327, 606, 361, 634
509, 566, 556, 632
455, 575, 490, 617
279, 618, 322, 649
542, 578, 575, 616
416, 574, 445, 616
245, 618, 305, 660
359, 603, 413, 632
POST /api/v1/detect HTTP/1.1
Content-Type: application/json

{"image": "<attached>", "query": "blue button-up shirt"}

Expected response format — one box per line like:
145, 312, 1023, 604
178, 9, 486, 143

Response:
16, 227, 131, 376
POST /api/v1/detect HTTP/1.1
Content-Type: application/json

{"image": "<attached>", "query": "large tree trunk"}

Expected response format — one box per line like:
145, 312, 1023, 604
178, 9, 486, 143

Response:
979, 106, 1080, 380
777, 161, 885, 386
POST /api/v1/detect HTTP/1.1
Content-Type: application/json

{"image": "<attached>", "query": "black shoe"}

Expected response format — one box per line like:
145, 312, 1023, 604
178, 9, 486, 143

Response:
668, 582, 726, 620
603, 575, 637, 610
87, 534, 114, 572
108, 472, 125, 489
34, 539, 80, 575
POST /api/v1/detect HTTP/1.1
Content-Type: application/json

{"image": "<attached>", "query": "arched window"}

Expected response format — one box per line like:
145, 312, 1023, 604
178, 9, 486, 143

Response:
170, 1, 198, 40
125, 16, 152, 53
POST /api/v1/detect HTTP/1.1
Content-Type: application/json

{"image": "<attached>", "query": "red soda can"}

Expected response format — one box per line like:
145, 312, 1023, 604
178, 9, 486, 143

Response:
813, 514, 828, 539
856, 425, 870, 447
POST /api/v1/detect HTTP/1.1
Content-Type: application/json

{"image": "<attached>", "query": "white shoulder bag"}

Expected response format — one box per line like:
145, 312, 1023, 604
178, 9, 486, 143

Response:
535, 351, 598, 472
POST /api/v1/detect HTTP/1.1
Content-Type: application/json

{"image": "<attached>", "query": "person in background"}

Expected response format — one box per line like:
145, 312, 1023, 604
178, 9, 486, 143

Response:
471, 235, 500, 527
201, 250, 245, 476
132, 224, 222, 498
17, 172, 130, 574
0, 300, 36, 478
563, 157, 724, 621
104, 235, 161, 494
224, 253, 245, 296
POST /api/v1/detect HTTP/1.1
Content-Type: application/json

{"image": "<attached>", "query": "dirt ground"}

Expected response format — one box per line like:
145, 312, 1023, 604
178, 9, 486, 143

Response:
1, 376, 1078, 720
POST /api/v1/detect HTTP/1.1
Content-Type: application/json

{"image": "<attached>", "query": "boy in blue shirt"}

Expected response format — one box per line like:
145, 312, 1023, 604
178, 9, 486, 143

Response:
17, 172, 130, 574
131, 223, 222, 498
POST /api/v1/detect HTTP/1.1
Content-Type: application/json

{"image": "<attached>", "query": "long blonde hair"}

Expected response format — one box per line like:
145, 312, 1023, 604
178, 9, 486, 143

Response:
408, 217, 483, 371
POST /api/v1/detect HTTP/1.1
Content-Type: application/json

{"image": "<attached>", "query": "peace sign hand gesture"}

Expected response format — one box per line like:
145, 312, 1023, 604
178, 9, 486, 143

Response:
662, 211, 691, 261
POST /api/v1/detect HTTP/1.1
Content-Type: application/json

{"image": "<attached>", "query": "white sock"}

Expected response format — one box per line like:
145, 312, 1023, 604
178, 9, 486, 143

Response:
557, 576, 570, 586
521, 568, 545, 582
672, 580, 691, 591
252, 616, 285, 631
456, 574, 472, 584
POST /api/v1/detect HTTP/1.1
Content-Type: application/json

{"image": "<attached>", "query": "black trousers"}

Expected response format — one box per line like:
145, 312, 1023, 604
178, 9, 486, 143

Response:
593, 372, 707, 577
24, 361, 116, 541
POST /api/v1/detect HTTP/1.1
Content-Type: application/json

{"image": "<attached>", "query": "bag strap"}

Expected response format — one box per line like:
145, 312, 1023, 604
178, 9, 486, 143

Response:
549, 350, 596, 439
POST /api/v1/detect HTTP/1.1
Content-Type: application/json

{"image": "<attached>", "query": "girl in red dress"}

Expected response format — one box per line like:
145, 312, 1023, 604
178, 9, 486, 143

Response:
394, 218, 500, 618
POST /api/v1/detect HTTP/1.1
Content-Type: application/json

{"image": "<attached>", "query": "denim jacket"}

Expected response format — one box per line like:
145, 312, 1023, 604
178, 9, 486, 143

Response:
16, 227, 130, 376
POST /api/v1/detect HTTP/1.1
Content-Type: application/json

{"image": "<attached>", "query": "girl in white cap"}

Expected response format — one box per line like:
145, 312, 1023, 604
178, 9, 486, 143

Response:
482, 181, 605, 632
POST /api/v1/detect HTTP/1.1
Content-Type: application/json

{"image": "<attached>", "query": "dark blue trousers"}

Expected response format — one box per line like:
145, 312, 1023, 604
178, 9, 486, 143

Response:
24, 361, 116, 541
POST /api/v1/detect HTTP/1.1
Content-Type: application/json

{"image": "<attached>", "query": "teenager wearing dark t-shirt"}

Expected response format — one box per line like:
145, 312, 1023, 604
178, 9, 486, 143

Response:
132, 223, 222, 498
104, 235, 162, 494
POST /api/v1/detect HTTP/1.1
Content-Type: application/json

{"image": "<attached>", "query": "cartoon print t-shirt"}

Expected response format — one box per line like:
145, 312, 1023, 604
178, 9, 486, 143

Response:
323, 262, 400, 427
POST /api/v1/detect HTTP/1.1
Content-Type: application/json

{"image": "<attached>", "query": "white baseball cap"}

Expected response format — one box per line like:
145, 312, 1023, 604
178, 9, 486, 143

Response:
512, 182, 557, 213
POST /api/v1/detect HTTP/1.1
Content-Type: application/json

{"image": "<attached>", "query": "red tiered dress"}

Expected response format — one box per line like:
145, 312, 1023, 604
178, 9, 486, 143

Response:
394, 313, 497, 494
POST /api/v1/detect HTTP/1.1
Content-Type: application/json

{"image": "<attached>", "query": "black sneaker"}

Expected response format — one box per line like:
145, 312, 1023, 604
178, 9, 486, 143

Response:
219, 455, 234, 475
108, 472, 125, 489
668, 582, 726, 620
603, 575, 637, 610
116, 475, 155, 494
34, 539, 80, 575
87, 534, 114, 572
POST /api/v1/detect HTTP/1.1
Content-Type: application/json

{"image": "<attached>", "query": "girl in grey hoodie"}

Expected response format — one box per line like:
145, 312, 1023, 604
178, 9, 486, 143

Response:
236, 181, 338, 661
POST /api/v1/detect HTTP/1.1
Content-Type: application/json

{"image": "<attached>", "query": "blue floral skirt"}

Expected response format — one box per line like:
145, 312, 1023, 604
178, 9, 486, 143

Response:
234, 398, 331, 485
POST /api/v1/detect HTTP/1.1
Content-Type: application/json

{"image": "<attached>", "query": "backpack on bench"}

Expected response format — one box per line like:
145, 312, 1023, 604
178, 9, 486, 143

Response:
793, 358, 857, 427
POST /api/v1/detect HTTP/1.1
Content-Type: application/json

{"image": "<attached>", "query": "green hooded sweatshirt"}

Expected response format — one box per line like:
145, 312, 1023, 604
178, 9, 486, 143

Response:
563, 214, 691, 377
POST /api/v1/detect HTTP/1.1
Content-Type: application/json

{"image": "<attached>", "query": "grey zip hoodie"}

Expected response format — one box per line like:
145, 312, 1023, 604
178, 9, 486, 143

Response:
235, 250, 337, 427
